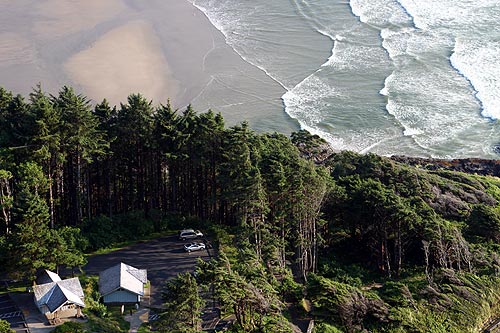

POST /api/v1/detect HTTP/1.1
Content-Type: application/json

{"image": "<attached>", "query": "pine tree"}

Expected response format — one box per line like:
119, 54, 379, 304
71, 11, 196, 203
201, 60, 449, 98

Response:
0, 169, 13, 235
153, 101, 176, 211
91, 99, 116, 217
159, 272, 204, 333
8, 162, 52, 280
114, 94, 154, 214
53, 86, 107, 225
30, 85, 62, 228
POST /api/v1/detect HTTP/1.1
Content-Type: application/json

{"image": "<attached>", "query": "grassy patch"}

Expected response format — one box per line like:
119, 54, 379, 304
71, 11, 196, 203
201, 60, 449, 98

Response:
137, 323, 153, 333
86, 231, 174, 256
0, 281, 29, 295
84, 312, 130, 333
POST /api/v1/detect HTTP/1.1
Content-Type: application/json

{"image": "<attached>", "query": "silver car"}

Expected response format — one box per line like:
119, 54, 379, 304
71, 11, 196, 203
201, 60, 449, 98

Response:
184, 242, 206, 252
179, 229, 203, 240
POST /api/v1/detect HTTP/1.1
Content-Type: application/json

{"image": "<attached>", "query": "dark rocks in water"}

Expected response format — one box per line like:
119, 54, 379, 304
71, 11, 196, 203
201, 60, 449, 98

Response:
493, 144, 500, 155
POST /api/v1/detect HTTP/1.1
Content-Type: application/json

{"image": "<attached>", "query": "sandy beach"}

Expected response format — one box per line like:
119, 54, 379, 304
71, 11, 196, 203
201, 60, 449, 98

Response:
0, 0, 297, 133
64, 20, 179, 106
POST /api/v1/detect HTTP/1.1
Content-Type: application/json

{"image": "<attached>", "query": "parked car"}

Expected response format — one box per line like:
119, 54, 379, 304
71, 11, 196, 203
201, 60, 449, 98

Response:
184, 242, 206, 252
178, 229, 204, 240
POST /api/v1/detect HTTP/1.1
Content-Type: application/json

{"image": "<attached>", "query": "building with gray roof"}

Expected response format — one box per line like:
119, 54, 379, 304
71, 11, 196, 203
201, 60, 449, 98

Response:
33, 270, 85, 321
99, 262, 147, 305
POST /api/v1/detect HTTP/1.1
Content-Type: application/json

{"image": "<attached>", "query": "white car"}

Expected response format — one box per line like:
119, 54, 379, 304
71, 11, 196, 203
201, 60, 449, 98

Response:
179, 229, 204, 240
184, 242, 206, 252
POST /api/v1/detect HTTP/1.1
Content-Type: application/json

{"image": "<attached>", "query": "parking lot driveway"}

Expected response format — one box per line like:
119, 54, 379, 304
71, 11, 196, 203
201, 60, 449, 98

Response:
5, 293, 51, 333
83, 235, 212, 307
0, 294, 26, 333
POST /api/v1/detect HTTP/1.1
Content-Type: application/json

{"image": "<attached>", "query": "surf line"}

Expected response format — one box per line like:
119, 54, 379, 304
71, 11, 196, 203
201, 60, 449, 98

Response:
394, 0, 420, 29
188, 0, 345, 143
449, 40, 489, 120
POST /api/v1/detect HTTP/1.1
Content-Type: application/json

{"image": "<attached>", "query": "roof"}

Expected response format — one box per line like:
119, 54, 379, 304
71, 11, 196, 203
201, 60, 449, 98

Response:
36, 269, 62, 285
33, 276, 85, 313
99, 262, 147, 297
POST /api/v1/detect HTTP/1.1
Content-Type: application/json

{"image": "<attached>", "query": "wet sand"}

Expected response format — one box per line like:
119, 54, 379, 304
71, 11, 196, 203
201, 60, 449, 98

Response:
0, 0, 298, 133
64, 20, 178, 106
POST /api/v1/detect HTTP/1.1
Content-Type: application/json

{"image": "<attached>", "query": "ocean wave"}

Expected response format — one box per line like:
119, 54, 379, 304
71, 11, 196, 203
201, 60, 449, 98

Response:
351, 0, 498, 155
349, 0, 410, 27
188, 0, 289, 91
397, 0, 500, 122
189, 0, 499, 158
282, 77, 347, 152
394, 0, 420, 29
282, 74, 343, 121
450, 38, 500, 120
379, 73, 394, 96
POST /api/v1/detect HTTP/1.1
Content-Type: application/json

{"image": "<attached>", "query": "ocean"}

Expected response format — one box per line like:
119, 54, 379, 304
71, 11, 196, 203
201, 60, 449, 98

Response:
188, 0, 500, 159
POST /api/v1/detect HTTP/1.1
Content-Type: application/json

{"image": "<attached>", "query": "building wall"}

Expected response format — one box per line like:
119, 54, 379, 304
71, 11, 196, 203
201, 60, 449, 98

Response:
103, 290, 139, 304
42, 304, 81, 320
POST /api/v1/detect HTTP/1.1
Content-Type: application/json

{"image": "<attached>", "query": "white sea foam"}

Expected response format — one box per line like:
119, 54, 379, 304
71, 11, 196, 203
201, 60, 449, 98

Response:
379, 74, 393, 96
381, 27, 410, 60
397, 0, 500, 31
395, 0, 500, 122
350, 0, 500, 156
189, 0, 289, 90
188, 0, 500, 158
282, 74, 343, 122
350, 0, 410, 27
450, 38, 500, 120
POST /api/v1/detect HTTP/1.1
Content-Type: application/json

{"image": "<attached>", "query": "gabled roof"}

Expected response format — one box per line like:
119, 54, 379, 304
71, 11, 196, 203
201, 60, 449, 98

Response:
33, 276, 85, 313
36, 269, 62, 285
99, 262, 147, 297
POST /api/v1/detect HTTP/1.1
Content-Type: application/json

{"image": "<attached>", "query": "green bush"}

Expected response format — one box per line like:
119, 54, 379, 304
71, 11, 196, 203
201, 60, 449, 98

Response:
279, 270, 303, 302
84, 211, 161, 250
51, 322, 85, 333
0, 319, 14, 333
80, 276, 107, 318
314, 322, 343, 333
115, 211, 155, 240
84, 215, 119, 250
86, 313, 128, 333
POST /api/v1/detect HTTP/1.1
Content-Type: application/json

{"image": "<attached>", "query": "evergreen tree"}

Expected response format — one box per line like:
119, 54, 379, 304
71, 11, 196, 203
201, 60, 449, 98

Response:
53, 86, 107, 225
0, 87, 14, 150
51, 226, 88, 275
0, 94, 34, 164
114, 94, 154, 214
0, 169, 13, 235
159, 272, 204, 333
8, 162, 52, 280
153, 100, 180, 212
91, 99, 116, 217
199, 254, 290, 333
30, 85, 63, 228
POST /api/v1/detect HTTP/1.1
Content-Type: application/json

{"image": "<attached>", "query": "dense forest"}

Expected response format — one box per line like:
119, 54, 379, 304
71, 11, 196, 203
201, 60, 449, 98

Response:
2, 86, 500, 332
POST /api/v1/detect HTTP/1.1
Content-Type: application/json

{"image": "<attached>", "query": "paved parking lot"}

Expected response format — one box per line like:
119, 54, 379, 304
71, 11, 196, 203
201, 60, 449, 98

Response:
1, 234, 213, 332
0, 294, 29, 333
83, 234, 212, 307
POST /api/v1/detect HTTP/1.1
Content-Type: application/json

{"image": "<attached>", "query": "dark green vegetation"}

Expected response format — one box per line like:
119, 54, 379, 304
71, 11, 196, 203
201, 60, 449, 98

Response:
159, 272, 204, 332
0, 320, 14, 333
2, 86, 500, 332
51, 322, 85, 333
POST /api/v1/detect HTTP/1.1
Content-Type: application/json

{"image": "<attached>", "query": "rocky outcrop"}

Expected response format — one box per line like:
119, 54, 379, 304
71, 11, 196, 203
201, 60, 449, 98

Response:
390, 156, 500, 177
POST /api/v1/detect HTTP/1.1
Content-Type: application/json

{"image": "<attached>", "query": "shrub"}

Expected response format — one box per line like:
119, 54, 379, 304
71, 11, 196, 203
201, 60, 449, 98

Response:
51, 322, 85, 333
313, 322, 343, 333
0, 319, 15, 333
84, 215, 119, 250
80, 276, 107, 318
